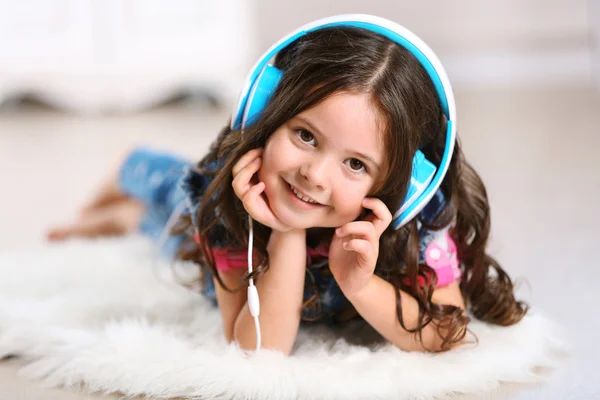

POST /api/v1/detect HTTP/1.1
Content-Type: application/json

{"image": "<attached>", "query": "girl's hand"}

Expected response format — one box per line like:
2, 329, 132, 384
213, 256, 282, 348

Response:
328, 197, 393, 296
232, 148, 293, 232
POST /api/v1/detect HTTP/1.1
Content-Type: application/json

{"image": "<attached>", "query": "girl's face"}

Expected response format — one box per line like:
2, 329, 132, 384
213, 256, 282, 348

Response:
258, 91, 387, 229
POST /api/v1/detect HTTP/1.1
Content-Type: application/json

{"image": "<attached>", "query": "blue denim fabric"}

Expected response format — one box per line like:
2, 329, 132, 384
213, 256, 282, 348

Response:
119, 147, 453, 324
118, 147, 193, 258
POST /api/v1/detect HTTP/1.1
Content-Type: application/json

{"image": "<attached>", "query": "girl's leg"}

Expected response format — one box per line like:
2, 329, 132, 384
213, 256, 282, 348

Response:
47, 165, 146, 241
47, 147, 192, 255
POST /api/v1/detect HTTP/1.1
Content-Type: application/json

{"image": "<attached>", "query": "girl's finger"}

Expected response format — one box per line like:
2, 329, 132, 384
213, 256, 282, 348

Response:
361, 197, 393, 236
335, 221, 375, 242
242, 181, 266, 203
343, 239, 373, 266
241, 182, 271, 225
232, 148, 263, 177
242, 182, 291, 232
232, 157, 262, 199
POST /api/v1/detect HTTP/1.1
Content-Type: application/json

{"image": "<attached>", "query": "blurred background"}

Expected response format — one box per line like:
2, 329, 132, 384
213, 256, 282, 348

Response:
0, 1, 599, 399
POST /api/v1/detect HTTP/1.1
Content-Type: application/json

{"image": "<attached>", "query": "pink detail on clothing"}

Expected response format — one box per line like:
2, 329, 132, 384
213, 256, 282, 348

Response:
195, 232, 462, 287
194, 233, 248, 272
212, 248, 248, 271
212, 242, 331, 272
424, 232, 461, 287
306, 242, 330, 265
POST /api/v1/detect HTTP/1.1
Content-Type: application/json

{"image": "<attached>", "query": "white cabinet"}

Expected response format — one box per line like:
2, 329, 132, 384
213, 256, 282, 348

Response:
0, 0, 256, 113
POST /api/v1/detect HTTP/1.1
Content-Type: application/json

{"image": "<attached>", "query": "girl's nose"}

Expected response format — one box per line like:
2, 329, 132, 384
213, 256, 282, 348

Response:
300, 156, 330, 191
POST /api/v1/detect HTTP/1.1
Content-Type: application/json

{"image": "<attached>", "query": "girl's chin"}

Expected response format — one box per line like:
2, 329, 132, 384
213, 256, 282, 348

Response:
269, 197, 359, 230
273, 209, 340, 230
272, 209, 309, 229
270, 202, 316, 229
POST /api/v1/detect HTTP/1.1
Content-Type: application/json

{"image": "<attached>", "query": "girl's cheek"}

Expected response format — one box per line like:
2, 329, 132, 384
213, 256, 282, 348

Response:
333, 191, 365, 220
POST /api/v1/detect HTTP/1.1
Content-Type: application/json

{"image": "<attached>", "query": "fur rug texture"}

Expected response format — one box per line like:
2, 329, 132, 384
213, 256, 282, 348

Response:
0, 236, 567, 400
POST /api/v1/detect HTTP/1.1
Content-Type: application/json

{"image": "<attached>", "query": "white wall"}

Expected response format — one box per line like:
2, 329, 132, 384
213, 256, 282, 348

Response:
254, 0, 594, 87
592, 0, 600, 85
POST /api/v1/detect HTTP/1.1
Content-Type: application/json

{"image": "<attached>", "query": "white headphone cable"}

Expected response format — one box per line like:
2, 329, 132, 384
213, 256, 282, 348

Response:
246, 216, 262, 351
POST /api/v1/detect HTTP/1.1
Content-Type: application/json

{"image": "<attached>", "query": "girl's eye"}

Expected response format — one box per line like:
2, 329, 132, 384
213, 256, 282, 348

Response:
346, 158, 367, 173
296, 129, 316, 145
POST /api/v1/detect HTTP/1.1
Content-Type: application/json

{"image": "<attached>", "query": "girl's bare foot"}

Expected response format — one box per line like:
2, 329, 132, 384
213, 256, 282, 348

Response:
47, 198, 145, 241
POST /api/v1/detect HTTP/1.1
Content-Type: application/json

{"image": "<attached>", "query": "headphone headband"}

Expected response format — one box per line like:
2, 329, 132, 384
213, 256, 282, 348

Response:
231, 14, 457, 229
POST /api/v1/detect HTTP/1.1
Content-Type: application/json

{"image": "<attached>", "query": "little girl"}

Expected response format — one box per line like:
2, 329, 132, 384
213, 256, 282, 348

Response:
48, 15, 527, 354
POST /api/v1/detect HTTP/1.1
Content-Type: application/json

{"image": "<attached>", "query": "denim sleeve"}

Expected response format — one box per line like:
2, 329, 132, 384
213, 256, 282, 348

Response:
118, 147, 191, 212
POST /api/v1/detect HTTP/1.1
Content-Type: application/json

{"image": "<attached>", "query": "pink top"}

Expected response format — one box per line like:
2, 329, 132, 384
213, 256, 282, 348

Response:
195, 232, 461, 288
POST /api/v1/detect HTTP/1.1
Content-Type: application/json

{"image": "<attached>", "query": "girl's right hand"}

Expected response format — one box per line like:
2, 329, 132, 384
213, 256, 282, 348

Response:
232, 148, 293, 232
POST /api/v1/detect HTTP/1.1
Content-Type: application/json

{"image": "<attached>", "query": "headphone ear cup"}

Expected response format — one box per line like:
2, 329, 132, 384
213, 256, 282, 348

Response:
392, 150, 437, 228
241, 64, 284, 129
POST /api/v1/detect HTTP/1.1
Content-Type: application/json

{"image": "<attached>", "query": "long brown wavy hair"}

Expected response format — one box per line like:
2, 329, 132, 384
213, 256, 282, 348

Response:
176, 27, 528, 352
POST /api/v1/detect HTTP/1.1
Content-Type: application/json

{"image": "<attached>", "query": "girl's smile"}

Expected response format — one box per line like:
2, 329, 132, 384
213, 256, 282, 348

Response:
284, 179, 327, 209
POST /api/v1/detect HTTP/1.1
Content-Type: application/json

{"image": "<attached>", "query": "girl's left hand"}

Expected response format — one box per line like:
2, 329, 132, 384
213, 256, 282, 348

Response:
328, 197, 393, 297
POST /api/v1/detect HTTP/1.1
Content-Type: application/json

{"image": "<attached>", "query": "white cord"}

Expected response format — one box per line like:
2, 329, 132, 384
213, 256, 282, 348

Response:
246, 216, 262, 351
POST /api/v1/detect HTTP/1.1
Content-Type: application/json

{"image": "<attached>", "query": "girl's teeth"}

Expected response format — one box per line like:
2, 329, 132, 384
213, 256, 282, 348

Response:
291, 185, 317, 204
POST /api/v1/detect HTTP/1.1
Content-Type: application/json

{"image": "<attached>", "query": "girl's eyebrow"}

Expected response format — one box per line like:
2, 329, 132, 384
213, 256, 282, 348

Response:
296, 115, 324, 138
296, 115, 382, 172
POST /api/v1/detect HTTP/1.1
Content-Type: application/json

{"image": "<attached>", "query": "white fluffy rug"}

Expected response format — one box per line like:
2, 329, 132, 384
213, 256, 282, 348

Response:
0, 236, 567, 399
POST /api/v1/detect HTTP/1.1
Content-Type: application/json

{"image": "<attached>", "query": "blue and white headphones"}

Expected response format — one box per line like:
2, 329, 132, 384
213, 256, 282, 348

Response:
230, 14, 456, 230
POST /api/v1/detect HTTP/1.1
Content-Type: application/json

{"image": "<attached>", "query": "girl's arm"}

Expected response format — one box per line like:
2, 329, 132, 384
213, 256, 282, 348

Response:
213, 269, 249, 342
233, 229, 307, 355
330, 197, 465, 352
344, 276, 465, 352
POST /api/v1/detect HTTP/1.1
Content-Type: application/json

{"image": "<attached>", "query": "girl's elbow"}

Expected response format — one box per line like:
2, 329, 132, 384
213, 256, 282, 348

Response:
223, 329, 234, 344
232, 333, 294, 356
232, 323, 296, 356
395, 326, 468, 353
222, 317, 237, 343
425, 333, 467, 353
